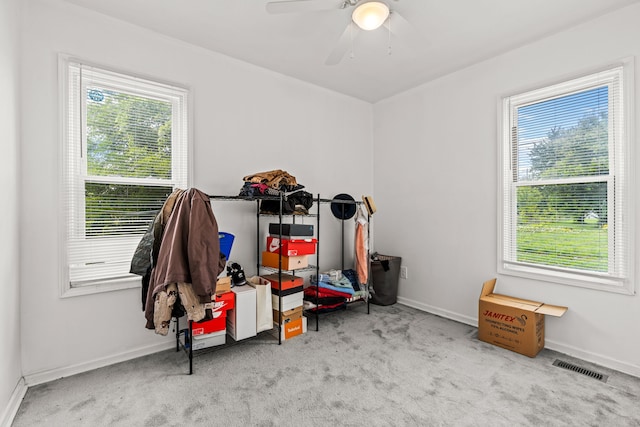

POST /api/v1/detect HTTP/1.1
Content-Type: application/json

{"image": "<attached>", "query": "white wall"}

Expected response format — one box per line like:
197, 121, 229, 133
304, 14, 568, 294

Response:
0, 0, 25, 424
373, 3, 640, 376
19, 0, 372, 382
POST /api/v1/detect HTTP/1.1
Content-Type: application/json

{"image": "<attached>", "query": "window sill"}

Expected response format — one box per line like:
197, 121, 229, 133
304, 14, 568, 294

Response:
498, 262, 634, 295
60, 276, 141, 298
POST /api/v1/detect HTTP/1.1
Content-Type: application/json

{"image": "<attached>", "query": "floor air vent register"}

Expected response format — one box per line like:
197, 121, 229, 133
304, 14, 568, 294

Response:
553, 359, 609, 383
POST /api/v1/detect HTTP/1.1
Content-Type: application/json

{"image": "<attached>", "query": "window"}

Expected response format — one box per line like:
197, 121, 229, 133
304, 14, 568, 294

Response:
60, 56, 189, 296
499, 62, 634, 294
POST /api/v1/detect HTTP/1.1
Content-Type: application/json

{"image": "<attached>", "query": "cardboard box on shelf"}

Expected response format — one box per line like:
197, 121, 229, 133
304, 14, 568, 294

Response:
266, 236, 317, 256
271, 290, 304, 312
212, 291, 234, 313
271, 285, 304, 297
273, 305, 303, 325
215, 276, 232, 295
478, 278, 568, 357
262, 251, 308, 270
261, 273, 304, 291
268, 223, 314, 237
227, 285, 257, 341
192, 329, 226, 350
192, 291, 235, 336
192, 311, 226, 336
272, 316, 307, 341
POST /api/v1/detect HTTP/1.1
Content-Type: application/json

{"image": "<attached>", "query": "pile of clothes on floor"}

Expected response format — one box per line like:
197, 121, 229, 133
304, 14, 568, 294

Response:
303, 269, 367, 313
238, 169, 314, 215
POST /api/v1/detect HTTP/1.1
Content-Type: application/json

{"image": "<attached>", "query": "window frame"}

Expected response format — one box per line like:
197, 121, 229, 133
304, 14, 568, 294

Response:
59, 55, 191, 297
497, 60, 635, 295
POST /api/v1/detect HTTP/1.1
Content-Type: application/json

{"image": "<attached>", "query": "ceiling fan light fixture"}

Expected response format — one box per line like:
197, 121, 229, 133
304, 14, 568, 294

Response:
352, 1, 389, 31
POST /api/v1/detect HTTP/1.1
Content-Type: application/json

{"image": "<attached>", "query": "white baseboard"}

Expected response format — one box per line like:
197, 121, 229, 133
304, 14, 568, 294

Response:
397, 296, 476, 327
397, 296, 640, 379
545, 339, 640, 378
1, 377, 27, 427
23, 341, 174, 387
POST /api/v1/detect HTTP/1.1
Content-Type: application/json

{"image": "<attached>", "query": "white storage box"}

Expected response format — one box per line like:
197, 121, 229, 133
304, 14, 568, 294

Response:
192, 329, 226, 350
271, 291, 303, 312
227, 284, 257, 341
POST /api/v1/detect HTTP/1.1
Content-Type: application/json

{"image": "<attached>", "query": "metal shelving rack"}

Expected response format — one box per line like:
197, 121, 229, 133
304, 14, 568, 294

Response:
208, 193, 320, 345
206, 194, 370, 335
173, 193, 346, 374
307, 197, 370, 331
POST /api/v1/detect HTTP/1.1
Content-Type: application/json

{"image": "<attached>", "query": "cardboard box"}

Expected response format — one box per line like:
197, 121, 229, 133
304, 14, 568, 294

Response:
266, 236, 317, 256
268, 223, 314, 237
271, 285, 304, 297
478, 278, 568, 357
192, 311, 226, 336
192, 291, 234, 336
261, 273, 304, 291
215, 276, 231, 295
271, 291, 304, 312
273, 305, 303, 325
227, 285, 257, 341
262, 251, 309, 270
192, 329, 226, 350
272, 316, 307, 341
212, 291, 234, 313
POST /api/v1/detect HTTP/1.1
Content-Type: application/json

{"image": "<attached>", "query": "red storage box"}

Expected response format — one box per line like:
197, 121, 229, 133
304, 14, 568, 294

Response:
261, 273, 304, 291
266, 236, 317, 256
212, 291, 234, 313
192, 291, 235, 336
192, 311, 226, 336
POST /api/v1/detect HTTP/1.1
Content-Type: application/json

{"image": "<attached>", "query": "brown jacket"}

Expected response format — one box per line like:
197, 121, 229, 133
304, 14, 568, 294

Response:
145, 188, 225, 329
242, 169, 297, 189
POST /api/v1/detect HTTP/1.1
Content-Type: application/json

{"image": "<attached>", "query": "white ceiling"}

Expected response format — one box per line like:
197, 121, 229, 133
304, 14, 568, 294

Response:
60, 0, 640, 103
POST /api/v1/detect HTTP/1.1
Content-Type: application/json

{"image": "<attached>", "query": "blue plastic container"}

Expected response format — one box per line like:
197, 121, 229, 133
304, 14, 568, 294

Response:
219, 232, 235, 260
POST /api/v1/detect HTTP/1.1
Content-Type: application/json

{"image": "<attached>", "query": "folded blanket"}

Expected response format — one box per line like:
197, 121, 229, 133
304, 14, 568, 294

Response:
306, 302, 346, 313
304, 285, 351, 299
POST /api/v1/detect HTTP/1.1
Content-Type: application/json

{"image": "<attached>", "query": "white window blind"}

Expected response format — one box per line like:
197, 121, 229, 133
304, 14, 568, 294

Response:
499, 63, 634, 294
61, 57, 189, 295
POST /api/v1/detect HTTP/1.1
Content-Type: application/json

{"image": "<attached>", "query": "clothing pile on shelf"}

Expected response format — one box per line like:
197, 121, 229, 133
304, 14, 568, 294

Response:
238, 169, 314, 215
304, 269, 367, 313
129, 188, 227, 336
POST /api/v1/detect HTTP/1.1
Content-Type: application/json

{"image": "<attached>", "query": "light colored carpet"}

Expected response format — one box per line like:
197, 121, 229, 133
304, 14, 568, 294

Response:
12, 303, 640, 426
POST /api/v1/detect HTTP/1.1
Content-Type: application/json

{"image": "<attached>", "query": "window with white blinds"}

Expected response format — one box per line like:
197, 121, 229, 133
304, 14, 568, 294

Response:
499, 63, 634, 294
60, 56, 189, 296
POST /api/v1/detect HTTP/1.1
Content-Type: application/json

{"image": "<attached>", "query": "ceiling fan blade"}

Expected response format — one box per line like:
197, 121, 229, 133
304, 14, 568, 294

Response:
325, 22, 360, 66
266, 0, 340, 14
383, 10, 427, 52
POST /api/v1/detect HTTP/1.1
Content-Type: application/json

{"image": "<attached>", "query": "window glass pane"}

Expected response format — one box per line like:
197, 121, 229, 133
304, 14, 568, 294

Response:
516, 86, 609, 181
516, 182, 608, 272
86, 87, 172, 180
85, 183, 173, 237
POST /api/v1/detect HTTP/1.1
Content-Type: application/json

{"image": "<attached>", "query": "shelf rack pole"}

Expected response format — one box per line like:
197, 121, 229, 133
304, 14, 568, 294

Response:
367, 213, 371, 314
188, 320, 193, 375
256, 199, 260, 282
277, 192, 283, 345
341, 205, 345, 270
315, 194, 320, 331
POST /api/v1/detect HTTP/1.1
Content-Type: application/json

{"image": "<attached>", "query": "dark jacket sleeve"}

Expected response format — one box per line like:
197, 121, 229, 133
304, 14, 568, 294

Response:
130, 220, 155, 277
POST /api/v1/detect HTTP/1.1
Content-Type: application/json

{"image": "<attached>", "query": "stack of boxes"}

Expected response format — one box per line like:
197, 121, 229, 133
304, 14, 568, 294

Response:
191, 291, 234, 350
262, 223, 317, 340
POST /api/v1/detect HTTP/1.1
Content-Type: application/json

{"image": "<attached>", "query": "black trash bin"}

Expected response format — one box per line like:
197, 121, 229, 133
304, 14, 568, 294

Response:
370, 254, 401, 305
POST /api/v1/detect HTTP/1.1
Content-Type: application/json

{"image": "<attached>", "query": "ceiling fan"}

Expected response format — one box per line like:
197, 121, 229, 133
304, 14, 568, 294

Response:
265, 0, 418, 65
